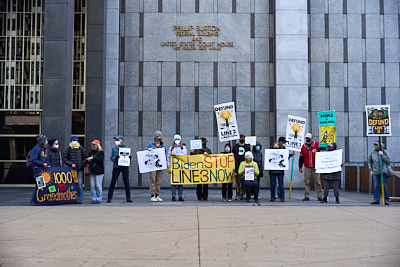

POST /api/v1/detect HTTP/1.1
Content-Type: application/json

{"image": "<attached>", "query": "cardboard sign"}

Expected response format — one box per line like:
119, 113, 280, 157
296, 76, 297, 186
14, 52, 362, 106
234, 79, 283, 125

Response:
34, 167, 79, 205
244, 165, 255, 181
286, 115, 307, 152
318, 110, 336, 148
118, 147, 131, 166
170, 153, 235, 185
315, 149, 343, 173
264, 149, 289, 170
365, 105, 391, 136
190, 139, 203, 150
214, 102, 240, 142
245, 136, 257, 146
137, 148, 167, 173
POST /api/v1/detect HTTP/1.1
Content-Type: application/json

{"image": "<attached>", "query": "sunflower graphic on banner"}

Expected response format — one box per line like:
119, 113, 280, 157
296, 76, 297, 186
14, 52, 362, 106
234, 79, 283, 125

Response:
214, 102, 240, 142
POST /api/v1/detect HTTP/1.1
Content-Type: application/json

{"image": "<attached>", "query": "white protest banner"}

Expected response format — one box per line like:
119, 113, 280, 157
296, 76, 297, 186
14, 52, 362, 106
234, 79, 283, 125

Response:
137, 148, 167, 173
286, 115, 307, 152
315, 149, 342, 173
365, 105, 391, 136
190, 139, 202, 150
244, 165, 255, 181
214, 102, 240, 142
264, 149, 289, 170
245, 136, 257, 146
118, 147, 131, 166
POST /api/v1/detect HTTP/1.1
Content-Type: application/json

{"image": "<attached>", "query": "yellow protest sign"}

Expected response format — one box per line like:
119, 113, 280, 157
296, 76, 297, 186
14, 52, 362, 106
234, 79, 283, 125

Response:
319, 125, 336, 146
170, 153, 235, 185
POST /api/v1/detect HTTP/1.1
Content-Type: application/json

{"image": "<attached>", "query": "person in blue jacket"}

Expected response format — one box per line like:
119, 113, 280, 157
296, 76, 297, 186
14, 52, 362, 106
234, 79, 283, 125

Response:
29, 134, 51, 205
107, 136, 132, 203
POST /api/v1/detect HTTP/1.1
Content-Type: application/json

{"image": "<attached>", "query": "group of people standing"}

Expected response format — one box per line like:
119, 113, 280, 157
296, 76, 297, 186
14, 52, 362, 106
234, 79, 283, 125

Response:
29, 130, 392, 205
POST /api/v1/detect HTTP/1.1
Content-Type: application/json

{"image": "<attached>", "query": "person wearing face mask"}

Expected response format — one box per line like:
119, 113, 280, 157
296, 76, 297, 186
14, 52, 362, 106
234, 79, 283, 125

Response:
29, 134, 51, 205
221, 143, 233, 201
368, 140, 390, 205
64, 136, 87, 203
47, 139, 63, 167
269, 142, 286, 202
298, 133, 322, 201
108, 135, 132, 203
191, 137, 212, 201
232, 134, 251, 200
238, 151, 260, 205
252, 141, 263, 199
166, 134, 187, 201
320, 142, 341, 204
146, 131, 166, 202
86, 140, 104, 204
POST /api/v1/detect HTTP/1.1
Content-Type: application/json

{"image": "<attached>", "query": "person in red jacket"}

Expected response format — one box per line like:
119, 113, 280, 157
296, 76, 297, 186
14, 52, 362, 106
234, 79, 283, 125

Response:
298, 133, 322, 201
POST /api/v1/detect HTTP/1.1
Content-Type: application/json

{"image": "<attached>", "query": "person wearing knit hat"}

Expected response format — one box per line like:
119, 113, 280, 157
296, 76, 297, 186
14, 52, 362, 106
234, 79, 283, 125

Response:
47, 139, 63, 167
167, 134, 187, 201
63, 136, 87, 203
29, 134, 51, 205
145, 131, 166, 202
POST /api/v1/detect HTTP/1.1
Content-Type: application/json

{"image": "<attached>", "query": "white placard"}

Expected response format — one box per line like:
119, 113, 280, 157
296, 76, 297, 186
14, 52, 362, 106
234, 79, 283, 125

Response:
190, 139, 202, 150
315, 149, 343, 173
245, 136, 257, 146
264, 149, 289, 170
118, 147, 131, 166
214, 102, 240, 142
137, 148, 167, 173
36, 176, 46, 189
244, 165, 255, 181
286, 115, 307, 152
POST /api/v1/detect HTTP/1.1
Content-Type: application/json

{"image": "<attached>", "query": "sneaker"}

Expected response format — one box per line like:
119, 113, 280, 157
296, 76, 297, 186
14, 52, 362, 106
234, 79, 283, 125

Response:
228, 198, 233, 202
254, 200, 260, 206
303, 197, 310, 201
127, 199, 133, 202
156, 196, 163, 202
335, 197, 340, 204
151, 196, 158, 202
172, 196, 177, 201
320, 197, 327, 203
385, 202, 389, 205
91, 200, 96, 204
222, 198, 226, 202
371, 201, 379, 204
107, 199, 111, 203
178, 196, 184, 201
318, 197, 322, 201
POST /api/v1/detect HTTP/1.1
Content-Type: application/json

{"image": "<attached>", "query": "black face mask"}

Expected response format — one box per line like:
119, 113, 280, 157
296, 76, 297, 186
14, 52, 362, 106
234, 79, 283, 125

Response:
305, 138, 311, 143
239, 139, 245, 144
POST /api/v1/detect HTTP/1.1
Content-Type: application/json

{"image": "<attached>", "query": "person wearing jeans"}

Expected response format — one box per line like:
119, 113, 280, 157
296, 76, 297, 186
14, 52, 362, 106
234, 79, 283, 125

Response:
368, 140, 390, 205
87, 140, 104, 204
269, 142, 285, 202
167, 134, 187, 201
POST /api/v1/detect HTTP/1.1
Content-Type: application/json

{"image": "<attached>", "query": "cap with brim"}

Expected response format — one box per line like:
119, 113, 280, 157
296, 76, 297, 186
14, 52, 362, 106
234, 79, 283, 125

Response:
114, 135, 124, 141
305, 133, 312, 138
201, 137, 207, 142
91, 140, 101, 145
278, 136, 288, 143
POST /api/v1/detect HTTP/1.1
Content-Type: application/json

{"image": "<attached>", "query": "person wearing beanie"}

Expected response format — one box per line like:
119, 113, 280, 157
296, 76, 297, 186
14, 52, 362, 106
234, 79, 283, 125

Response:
145, 131, 166, 202
191, 137, 212, 201
320, 142, 342, 204
29, 134, 51, 205
368, 140, 390, 205
47, 139, 63, 167
63, 136, 87, 203
298, 133, 322, 201
86, 140, 105, 204
167, 134, 187, 201
238, 151, 260, 205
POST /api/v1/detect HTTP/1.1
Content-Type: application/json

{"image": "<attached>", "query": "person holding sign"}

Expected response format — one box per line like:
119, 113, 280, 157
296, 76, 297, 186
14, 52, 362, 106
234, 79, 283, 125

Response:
86, 140, 104, 204
269, 142, 286, 202
232, 134, 251, 200
320, 142, 341, 204
167, 134, 187, 201
252, 141, 263, 199
368, 140, 390, 205
238, 151, 260, 205
221, 143, 233, 201
298, 133, 322, 201
190, 137, 212, 201
107, 136, 132, 203
47, 139, 63, 167
146, 131, 166, 202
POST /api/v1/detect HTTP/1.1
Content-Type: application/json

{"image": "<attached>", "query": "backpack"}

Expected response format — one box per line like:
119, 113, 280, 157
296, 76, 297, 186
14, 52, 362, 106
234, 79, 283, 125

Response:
26, 149, 33, 167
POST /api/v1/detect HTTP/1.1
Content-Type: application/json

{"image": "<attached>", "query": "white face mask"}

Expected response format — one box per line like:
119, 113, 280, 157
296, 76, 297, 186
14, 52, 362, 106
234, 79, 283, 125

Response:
175, 140, 181, 145
54, 144, 59, 149
115, 140, 120, 146
71, 141, 78, 146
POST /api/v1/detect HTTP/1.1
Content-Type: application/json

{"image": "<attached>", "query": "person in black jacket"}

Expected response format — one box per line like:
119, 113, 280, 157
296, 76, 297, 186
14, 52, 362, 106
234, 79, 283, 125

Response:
64, 136, 87, 203
232, 134, 251, 200
269, 142, 285, 202
252, 141, 263, 199
221, 143, 233, 201
86, 140, 105, 204
47, 139, 63, 167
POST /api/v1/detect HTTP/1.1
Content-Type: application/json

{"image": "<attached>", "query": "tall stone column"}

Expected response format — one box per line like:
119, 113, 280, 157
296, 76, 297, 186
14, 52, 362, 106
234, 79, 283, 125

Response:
275, 0, 309, 187
42, 0, 74, 152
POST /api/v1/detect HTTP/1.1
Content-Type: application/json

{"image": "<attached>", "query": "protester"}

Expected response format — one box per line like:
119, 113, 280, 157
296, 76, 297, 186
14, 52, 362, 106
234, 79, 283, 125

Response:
252, 141, 263, 199
29, 134, 51, 205
298, 133, 322, 201
269, 142, 285, 202
86, 140, 104, 204
64, 136, 86, 204
191, 137, 212, 201
145, 131, 165, 202
108, 136, 132, 203
166, 134, 187, 201
320, 142, 341, 204
221, 143, 233, 201
368, 140, 390, 205
238, 151, 260, 205
47, 139, 63, 167
232, 134, 251, 200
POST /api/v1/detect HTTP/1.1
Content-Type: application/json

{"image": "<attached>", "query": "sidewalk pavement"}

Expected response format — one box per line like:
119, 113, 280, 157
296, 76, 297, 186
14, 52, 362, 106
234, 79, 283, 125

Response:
1, 187, 399, 266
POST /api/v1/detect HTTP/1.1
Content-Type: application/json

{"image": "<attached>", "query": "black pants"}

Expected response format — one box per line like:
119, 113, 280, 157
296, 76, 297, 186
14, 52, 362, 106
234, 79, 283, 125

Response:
244, 180, 259, 200
197, 184, 208, 200
108, 167, 131, 201
222, 182, 233, 199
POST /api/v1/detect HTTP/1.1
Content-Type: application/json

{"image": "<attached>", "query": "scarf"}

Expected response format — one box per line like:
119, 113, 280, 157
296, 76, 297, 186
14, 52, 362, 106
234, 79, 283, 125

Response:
69, 142, 80, 149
